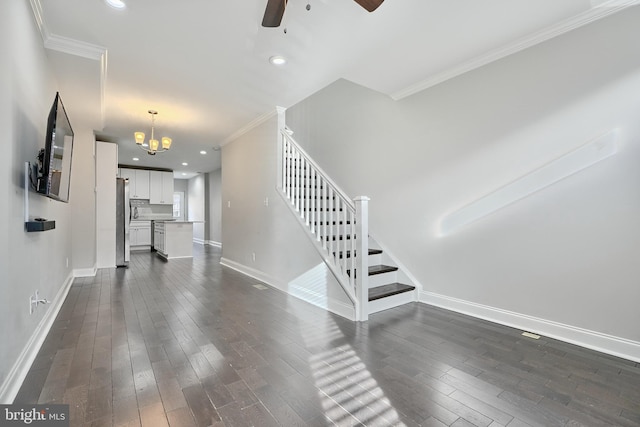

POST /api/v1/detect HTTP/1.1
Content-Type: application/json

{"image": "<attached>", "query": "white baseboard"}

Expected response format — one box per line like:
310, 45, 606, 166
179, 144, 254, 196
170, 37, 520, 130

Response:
206, 240, 222, 248
289, 284, 355, 321
0, 272, 75, 404
73, 266, 96, 278
220, 257, 278, 286
193, 238, 205, 245
420, 290, 640, 363
220, 257, 355, 321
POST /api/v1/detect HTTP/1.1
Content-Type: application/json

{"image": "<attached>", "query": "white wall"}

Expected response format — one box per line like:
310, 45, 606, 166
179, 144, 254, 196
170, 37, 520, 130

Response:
221, 116, 352, 318
70, 130, 96, 276
0, 0, 95, 402
180, 172, 221, 246
207, 169, 222, 246
95, 142, 117, 268
188, 174, 206, 243
286, 8, 640, 358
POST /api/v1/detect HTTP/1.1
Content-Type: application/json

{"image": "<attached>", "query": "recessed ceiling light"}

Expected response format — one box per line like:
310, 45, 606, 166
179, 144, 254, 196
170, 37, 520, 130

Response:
105, 0, 126, 9
200, 150, 207, 155
269, 55, 287, 66
182, 162, 188, 166
182, 173, 187, 176
132, 157, 139, 161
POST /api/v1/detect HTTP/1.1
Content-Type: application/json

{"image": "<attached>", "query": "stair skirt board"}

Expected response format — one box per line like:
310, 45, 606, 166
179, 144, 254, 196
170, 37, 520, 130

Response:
369, 288, 417, 315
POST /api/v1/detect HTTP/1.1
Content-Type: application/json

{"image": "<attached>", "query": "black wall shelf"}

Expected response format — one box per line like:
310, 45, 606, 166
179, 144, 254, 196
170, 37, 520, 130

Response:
26, 220, 56, 232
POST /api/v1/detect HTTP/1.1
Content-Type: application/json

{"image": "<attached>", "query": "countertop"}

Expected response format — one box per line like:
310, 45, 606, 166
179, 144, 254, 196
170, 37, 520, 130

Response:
154, 220, 204, 224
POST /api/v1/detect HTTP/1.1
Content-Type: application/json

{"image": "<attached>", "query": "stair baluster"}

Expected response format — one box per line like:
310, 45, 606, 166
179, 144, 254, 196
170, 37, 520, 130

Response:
278, 130, 368, 320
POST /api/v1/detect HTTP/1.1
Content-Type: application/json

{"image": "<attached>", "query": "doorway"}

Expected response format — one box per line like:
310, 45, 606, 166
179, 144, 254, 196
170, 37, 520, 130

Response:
173, 191, 185, 221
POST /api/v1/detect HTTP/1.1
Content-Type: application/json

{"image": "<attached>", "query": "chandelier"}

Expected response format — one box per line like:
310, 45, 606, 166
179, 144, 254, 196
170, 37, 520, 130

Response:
134, 110, 172, 155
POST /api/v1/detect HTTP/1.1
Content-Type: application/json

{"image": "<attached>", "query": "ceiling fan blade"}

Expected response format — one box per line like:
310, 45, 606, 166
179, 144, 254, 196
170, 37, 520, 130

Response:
353, 0, 384, 12
262, 0, 287, 27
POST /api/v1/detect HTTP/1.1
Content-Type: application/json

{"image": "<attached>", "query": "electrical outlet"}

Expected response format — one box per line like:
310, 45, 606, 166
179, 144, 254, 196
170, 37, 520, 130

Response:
227, 201, 231, 208
264, 197, 269, 207
252, 252, 256, 262
66, 257, 69, 268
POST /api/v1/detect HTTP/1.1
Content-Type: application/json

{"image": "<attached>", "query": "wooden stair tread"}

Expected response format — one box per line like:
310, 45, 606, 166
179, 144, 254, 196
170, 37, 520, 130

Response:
335, 248, 382, 259
368, 283, 415, 301
369, 264, 398, 275
347, 264, 398, 277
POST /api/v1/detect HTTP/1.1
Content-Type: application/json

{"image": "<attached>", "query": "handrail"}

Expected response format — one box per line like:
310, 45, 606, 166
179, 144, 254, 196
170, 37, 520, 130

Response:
278, 131, 369, 320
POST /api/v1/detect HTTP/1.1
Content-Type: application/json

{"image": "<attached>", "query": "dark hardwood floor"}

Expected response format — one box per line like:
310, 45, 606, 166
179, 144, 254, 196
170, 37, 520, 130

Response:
15, 245, 640, 426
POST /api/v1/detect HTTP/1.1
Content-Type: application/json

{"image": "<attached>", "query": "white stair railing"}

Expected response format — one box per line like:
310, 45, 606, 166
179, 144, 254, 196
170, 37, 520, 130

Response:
279, 131, 369, 321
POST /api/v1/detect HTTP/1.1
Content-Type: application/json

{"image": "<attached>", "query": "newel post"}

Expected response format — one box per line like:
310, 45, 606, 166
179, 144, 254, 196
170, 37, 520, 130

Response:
354, 196, 370, 322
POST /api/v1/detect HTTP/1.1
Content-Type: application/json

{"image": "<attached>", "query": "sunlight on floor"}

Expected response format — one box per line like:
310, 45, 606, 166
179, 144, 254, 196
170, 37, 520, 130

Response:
301, 320, 405, 426
288, 263, 331, 309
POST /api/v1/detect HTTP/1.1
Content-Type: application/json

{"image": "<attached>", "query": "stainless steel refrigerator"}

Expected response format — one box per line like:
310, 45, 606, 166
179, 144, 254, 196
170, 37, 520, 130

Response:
116, 178, 130, 267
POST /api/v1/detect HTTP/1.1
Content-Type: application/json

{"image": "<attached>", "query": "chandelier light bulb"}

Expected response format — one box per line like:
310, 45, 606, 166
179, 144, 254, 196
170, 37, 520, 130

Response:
134, 110, 172, 155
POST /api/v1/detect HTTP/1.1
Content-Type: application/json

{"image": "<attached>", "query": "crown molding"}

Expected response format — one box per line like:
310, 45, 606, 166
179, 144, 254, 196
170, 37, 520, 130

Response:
220, 109, 278, 147
29, 0, 106, 60
29, 0, 107, 128
29, 0, 49, 41
391, 0, 636, 100
44, 33, 106, 61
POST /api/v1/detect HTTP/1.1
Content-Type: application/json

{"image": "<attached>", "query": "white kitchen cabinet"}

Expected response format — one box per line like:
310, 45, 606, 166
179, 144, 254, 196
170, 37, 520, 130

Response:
149, 170, 174, 205
153, 221, 192, 259
120, 168, 150, 199
130, 221, 151, 249
153, 221, 164, 253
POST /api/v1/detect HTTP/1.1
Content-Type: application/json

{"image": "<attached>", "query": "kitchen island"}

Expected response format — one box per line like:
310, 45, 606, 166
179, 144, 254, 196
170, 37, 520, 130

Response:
153, 221, 194, 259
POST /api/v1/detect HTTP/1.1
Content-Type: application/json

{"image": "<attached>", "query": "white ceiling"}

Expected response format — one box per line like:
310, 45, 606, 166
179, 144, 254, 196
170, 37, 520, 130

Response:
31, 0, 633, 178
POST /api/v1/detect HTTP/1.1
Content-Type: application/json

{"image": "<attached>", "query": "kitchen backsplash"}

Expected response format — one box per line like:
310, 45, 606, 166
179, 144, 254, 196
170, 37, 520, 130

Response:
131, 199, 173, 220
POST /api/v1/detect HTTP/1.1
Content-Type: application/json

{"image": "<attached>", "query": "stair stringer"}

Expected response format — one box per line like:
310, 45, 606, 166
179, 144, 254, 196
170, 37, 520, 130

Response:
275, 186, 359, 318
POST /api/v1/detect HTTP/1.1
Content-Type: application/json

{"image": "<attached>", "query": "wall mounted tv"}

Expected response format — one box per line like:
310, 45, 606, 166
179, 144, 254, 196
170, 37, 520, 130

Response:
36, 92, 74, 203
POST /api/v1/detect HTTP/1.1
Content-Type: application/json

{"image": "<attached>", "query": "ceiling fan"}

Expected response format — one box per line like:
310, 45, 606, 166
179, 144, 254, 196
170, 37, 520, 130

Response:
262, 0, 385, 28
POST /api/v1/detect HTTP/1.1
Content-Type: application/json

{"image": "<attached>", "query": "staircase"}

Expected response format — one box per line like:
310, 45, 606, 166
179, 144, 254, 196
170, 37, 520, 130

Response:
278, 130, 416, 321
361, 240, 417, 316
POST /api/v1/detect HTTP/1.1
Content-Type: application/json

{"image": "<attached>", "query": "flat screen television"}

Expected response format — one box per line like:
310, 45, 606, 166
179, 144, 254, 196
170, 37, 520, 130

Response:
36, 92, 74, 202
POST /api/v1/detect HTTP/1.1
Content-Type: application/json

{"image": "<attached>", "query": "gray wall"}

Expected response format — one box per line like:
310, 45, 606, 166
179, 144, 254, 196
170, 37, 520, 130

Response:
188, 174, 206, 242
286, 8, 640, 346
178, 174, 221, 246
174, 178, 189, 195
0, 1, 95, 401
221, 117, 352, 316
208, 169, 222, 245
